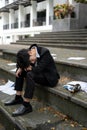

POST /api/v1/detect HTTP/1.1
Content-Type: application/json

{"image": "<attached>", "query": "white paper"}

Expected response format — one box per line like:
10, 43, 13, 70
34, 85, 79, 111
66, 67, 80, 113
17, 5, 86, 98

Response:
0, 80, 16, 95
67, 81, 87, 93
2, 88, 16, 95
53, 56, 57, 60
67, 57, 86, 60
10, 68, 17, 72
8, 63, 16, 66
51, 53, 57, 60
51, 53, 57, 56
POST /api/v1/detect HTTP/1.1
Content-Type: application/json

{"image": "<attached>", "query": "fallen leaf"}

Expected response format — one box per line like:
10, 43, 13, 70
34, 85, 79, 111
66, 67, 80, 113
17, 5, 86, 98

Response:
47, 120, 51, 123
71, 124, 75, 127
82, 128, 87, 130
51, 127, 56, 130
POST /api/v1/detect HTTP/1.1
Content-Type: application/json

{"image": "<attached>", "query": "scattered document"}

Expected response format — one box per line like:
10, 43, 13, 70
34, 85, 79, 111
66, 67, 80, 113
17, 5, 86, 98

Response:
10, 68, 17, 72
51, 53, 57, 60
64, 81, 87, 93
67, 57, 86, 60
7, 63, 16, 66
2, 88, 16, 95
53, 57, 57, 60
51, 53, 57, 57
0, 80, 16, 95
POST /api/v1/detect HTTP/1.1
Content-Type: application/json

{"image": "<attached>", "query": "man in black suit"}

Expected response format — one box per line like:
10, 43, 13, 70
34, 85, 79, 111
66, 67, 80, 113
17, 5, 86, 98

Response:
4, 44, 60, 116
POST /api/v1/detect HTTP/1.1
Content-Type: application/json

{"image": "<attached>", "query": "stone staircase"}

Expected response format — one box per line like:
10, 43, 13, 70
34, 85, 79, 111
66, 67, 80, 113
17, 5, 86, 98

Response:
11, 29, 87, 49
0, 29, 87, 130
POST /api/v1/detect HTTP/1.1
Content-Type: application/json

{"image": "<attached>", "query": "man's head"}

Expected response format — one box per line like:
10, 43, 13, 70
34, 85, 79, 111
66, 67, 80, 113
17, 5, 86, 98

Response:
17, 49, 30, 69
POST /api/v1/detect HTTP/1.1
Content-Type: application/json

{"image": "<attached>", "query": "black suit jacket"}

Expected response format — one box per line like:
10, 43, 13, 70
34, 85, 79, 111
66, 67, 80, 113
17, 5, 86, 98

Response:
29, 44, 60, 87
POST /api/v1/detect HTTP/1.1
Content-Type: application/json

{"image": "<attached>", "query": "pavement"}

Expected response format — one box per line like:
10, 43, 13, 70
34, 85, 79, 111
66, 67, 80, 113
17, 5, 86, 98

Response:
0, 44, 87, 68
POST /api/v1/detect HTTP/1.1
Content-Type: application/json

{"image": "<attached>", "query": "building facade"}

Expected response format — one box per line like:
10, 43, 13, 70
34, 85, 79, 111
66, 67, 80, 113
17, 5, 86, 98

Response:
0, 0, 74, 44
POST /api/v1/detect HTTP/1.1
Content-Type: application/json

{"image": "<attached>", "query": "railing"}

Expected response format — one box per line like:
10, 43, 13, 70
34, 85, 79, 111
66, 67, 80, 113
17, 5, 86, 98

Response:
33, 16, 54, 26
33, 17, 46, 26
3, 16, 53, 30
11, 22, 18, 28
21, 21, 30, 28
3, 24, 9, 30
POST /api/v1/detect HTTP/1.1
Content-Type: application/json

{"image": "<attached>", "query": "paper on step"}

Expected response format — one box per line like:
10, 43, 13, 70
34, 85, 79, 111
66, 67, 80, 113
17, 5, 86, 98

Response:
67, 57, 86, 60
10, 68, 17, 72
64, 81, 87, 93
0, 80, 16, 95
51, 53, 57, 60
7, 63, 16, 66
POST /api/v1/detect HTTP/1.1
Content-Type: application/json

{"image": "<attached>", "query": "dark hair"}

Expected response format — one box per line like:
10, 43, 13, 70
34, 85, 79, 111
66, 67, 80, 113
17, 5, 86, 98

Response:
17, 49, 30, 69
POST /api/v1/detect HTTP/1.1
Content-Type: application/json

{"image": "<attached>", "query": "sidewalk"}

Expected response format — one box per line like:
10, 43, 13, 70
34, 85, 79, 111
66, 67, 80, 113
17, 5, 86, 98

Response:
0, 44, 87, 67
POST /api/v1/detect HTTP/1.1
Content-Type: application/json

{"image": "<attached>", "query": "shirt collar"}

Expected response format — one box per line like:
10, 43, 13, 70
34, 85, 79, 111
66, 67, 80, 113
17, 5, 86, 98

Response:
31, 46, 40, 58
36, 47, 40, 58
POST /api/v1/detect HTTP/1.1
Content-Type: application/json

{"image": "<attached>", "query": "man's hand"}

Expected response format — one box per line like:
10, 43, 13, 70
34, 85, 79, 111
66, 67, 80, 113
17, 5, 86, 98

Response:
25, 65, 32, 71
16, 68, 22, 77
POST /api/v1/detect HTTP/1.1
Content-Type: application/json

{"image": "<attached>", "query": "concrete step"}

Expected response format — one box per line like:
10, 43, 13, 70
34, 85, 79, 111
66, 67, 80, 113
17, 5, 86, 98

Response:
0, 82, 85, 130
17, 37, 87, 42
38, 32, 87, 36
35, 34, 87, 38
11, 42, 87, 50
39, 29, 87, 35
2, 46, 87, 82
34, 29, 87, 38
0, 57, 87, 128
12, 41, 87, 45
16, 39, 87, 43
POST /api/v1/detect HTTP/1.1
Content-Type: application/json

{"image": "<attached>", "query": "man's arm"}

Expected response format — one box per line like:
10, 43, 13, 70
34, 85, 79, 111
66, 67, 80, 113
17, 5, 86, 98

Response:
32, 51, 52, 73
16, 68, 22, 77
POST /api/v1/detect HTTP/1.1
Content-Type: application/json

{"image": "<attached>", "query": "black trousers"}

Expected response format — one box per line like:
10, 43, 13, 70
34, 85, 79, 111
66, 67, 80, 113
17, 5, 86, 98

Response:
15, 70, 50, 99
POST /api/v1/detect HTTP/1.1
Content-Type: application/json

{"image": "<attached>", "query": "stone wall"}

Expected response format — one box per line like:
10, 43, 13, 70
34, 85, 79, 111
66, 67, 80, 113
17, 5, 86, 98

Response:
79, 3, 87, 28
52, 18, 79, 31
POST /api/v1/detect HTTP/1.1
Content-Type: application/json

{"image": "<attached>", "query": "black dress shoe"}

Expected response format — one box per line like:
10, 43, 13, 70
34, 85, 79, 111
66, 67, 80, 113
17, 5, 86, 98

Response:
4, 98, 23, 106
12, 104, 32, 117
